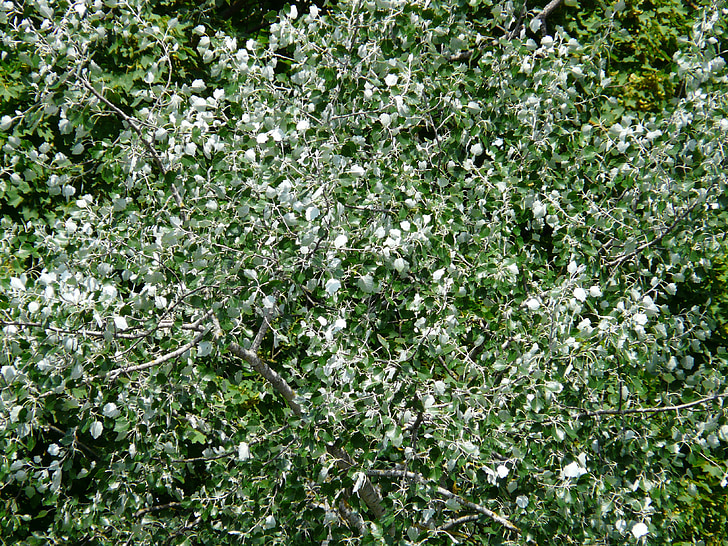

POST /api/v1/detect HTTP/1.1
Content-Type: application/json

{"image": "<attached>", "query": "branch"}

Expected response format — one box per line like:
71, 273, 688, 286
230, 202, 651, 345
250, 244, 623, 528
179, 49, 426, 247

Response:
326, 444, 386, 520
134, 501, 183, 518
0, 319, 204, 339
228, 340, 302, 416
79, 78, 184, 211
577, 393, 728, 418
229, 316, 387, 522
441, 514, 482, 531
106, 320, 210, 381
366, 469, 520, 534
538, 0, 564, 24
337, 499, 367, 536
607, 197, 703, 267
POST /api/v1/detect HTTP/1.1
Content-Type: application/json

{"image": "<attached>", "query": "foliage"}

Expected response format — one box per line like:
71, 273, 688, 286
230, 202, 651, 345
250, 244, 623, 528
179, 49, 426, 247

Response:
1, 0, 728, 544
560, 0, 713, 112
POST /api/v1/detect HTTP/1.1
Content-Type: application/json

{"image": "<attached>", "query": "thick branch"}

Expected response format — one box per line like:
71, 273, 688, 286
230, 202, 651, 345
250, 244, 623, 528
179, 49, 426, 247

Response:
538, 0, 564, 23
326, 444, 386, 520
366, 469, 520, 534
577, 393, 728, 418
337, 499, 367, 535
229, 317, 387, 522
228, 341, 303, 415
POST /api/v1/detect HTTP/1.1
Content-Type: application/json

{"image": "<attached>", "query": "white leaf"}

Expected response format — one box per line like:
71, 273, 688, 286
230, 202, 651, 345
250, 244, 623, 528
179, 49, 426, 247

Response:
562, 461, 586, 479
631, 522, 649, 539
352, 471, 366, 493
1, 366, 16, 383
325, 279, 341, 296
573, 287, 587, 302
0, 115, 12, 131
113, 316, 128, 330
198, 341, 212, 357
90, 421, 103, 439
10, 277, 26, 291
238, 442, 250, 461
529, 17, 541, 32
305, 206, 320, 221
357, 274, 375, 293
102, 403, 119, 418
532, 200, 546, 219
384, 74, 398, 87
334, 234, 348, 248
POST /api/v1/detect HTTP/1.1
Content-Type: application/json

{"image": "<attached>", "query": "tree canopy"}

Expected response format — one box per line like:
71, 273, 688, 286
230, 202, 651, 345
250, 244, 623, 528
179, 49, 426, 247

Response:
1, 0, 728, 544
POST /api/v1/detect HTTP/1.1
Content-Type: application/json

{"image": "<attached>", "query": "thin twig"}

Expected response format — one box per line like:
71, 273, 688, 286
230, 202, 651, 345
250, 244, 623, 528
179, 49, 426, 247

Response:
79, 78, 184, 211
341, 202, 397, 215
0, 317, 204, 340
577, 393, 728, 418
170, 424, 290, 464
47, 424, 101, 460
607, 197, 702, 267
134, 501, 183, 518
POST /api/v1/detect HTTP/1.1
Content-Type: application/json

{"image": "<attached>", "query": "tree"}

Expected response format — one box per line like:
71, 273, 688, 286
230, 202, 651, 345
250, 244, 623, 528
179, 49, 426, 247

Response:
1, 0, 727, 543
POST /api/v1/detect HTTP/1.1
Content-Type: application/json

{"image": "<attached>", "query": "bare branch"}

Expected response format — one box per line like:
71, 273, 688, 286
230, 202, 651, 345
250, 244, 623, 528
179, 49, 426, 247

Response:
577, 393, 728, 418
538, 0, 564, 24
252, 308, 274, 352
367, 469, 520, 534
